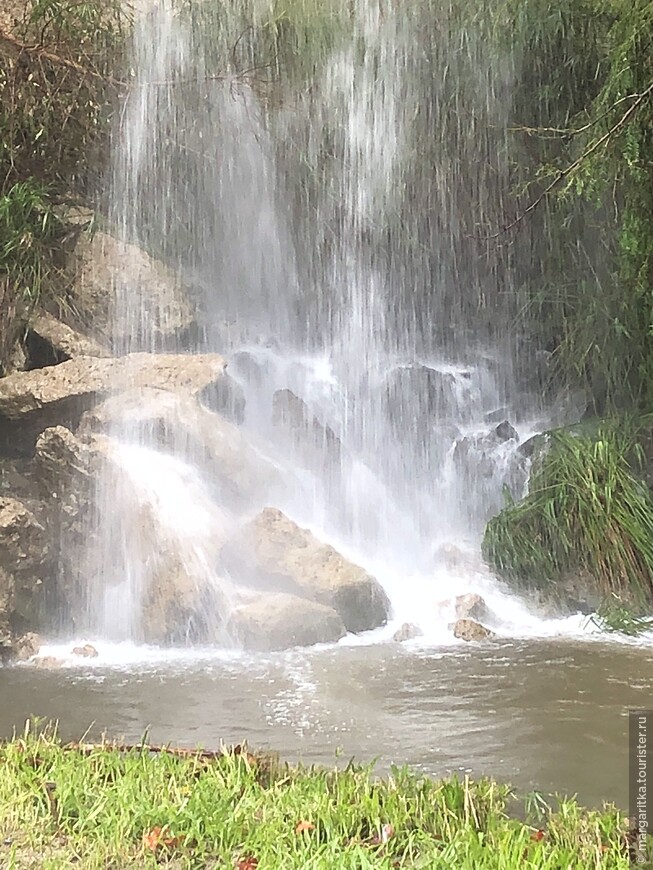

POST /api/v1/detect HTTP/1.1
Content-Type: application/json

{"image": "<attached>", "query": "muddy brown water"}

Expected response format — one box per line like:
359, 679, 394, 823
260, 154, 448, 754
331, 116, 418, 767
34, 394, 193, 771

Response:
1, 637, 650, 809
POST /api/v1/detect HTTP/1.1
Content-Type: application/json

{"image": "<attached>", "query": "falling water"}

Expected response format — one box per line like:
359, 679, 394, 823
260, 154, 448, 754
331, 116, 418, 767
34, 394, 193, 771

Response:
88, 0, 575, 644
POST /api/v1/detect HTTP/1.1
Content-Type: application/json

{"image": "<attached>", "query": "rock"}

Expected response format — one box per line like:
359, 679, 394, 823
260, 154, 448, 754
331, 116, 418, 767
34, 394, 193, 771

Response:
70, 230, 196, 348
13, 632, 40, 661
493, 420, 519, 443
454, 593, 492, 622
0, 352, 227, 456
272, 389, 341, 467
0, 497, 50, 629
434, 542, 481, 571
231, 350, 266, 387
32, 655, 64, 669
33, 426, 109, 620
392, 622, 422, 642
72, 643, 98, 658
484, 406, 510, 425
223, 508, 390, 633
80, 388, 280, 507
24, 311, 109, 370
381, 364, 462, 435
518, 433, 547, 459
200, 375, 246, 424
228, 593, 346, 651
452, 618, 496, 642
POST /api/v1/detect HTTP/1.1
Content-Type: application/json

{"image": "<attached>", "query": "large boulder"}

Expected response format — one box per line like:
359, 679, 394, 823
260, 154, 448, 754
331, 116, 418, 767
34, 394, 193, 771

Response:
33, 426, 108, 621
0, 352, 227, 456
223, 508, 390, 633
228, 593, 346, 651
31, 424, 229, 644
70, 230, 196, 348
80, 388, 280, 508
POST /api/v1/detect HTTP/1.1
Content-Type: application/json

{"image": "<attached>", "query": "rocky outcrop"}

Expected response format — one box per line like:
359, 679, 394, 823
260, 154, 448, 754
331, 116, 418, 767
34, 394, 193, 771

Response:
393, 622, 423, 642
452, 618, 496, 642
228, 593, 346, 651
33, 426, 104, 614
0, 498, 51, 659
13, 632, 41, 661
81, 388, 280, 508
70, 230, 196, 348
0, 352, 227, 456
223, 508, 390, 633
24, 312, 109, 370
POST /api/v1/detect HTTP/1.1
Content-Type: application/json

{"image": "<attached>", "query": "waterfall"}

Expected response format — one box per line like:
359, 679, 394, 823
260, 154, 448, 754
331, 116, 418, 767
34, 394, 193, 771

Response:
88, 0, 563, 644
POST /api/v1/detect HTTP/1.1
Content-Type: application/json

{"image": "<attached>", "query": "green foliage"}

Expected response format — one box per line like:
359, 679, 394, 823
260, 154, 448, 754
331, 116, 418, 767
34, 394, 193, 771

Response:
0, 0, 127, 371
482, 426, 653, 609
588, 598, 653, 636
0, 725, 636, 868
0, 0, 127, 193
504, 0, 653, 412
0, 179, 64, 371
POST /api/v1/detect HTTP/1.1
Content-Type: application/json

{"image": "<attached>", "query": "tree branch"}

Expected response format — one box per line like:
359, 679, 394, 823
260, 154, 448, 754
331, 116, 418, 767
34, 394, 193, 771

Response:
480, 79, 653, 240
0, 25, 124, 88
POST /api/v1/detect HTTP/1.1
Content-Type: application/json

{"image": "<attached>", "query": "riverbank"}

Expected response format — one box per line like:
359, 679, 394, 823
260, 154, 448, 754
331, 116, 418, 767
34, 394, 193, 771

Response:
0, 727, 639, 869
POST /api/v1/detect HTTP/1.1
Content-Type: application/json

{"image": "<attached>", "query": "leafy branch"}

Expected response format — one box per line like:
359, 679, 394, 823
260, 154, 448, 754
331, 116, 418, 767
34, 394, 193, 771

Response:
483, 79, 653, 239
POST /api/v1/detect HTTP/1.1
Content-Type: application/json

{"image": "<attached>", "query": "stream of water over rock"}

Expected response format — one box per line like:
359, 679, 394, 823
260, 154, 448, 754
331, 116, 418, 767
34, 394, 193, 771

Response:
86, 0, 579, 643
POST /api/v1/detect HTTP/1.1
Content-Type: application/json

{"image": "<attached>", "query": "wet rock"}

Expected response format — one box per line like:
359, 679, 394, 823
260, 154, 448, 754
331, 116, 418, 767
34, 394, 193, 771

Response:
223, 508, 390, 633
70, 230, 196, 348
228, 592, 346, 651
14, 632, 41, 661
33, 426, 109, 619
138, 553, 218, 646
200, 374, 246, 424
381, 364, 460, 432
518, 433, 547, 459
493, 420, 519, 443
0, 352, 227, 456
81, 388, 280, 507
272, 389, 341, 467
231, 350, 266, 387
392, 622, 423, 642
72, 643, 98, 658
32, 655, 64, 669
24, 311, 109, 370
454, 593, 492, 622
452, 618, 496, 642
433, 543, 483, 572
484, 406, 510, 425
0, 497, 51, 634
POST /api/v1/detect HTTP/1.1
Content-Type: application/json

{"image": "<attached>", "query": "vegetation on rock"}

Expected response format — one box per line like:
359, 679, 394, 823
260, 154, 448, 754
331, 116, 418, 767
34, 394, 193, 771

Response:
483, 425, 653, 613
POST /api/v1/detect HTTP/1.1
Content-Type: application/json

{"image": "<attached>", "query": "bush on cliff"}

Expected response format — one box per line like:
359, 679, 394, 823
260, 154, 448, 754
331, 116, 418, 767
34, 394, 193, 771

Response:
482, 425, 653, 611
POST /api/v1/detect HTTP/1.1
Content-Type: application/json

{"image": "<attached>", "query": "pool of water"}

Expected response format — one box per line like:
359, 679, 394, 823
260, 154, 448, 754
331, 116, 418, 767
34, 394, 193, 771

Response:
1, 635, 650, 809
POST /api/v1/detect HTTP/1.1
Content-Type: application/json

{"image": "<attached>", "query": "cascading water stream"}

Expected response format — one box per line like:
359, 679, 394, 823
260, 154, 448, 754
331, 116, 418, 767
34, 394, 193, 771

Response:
88, 0, 586, 646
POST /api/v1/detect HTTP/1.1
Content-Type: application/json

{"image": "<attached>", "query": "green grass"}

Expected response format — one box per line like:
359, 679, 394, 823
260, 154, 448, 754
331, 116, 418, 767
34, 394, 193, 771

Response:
483, 424, 653, 611
0, 725, 641, 868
